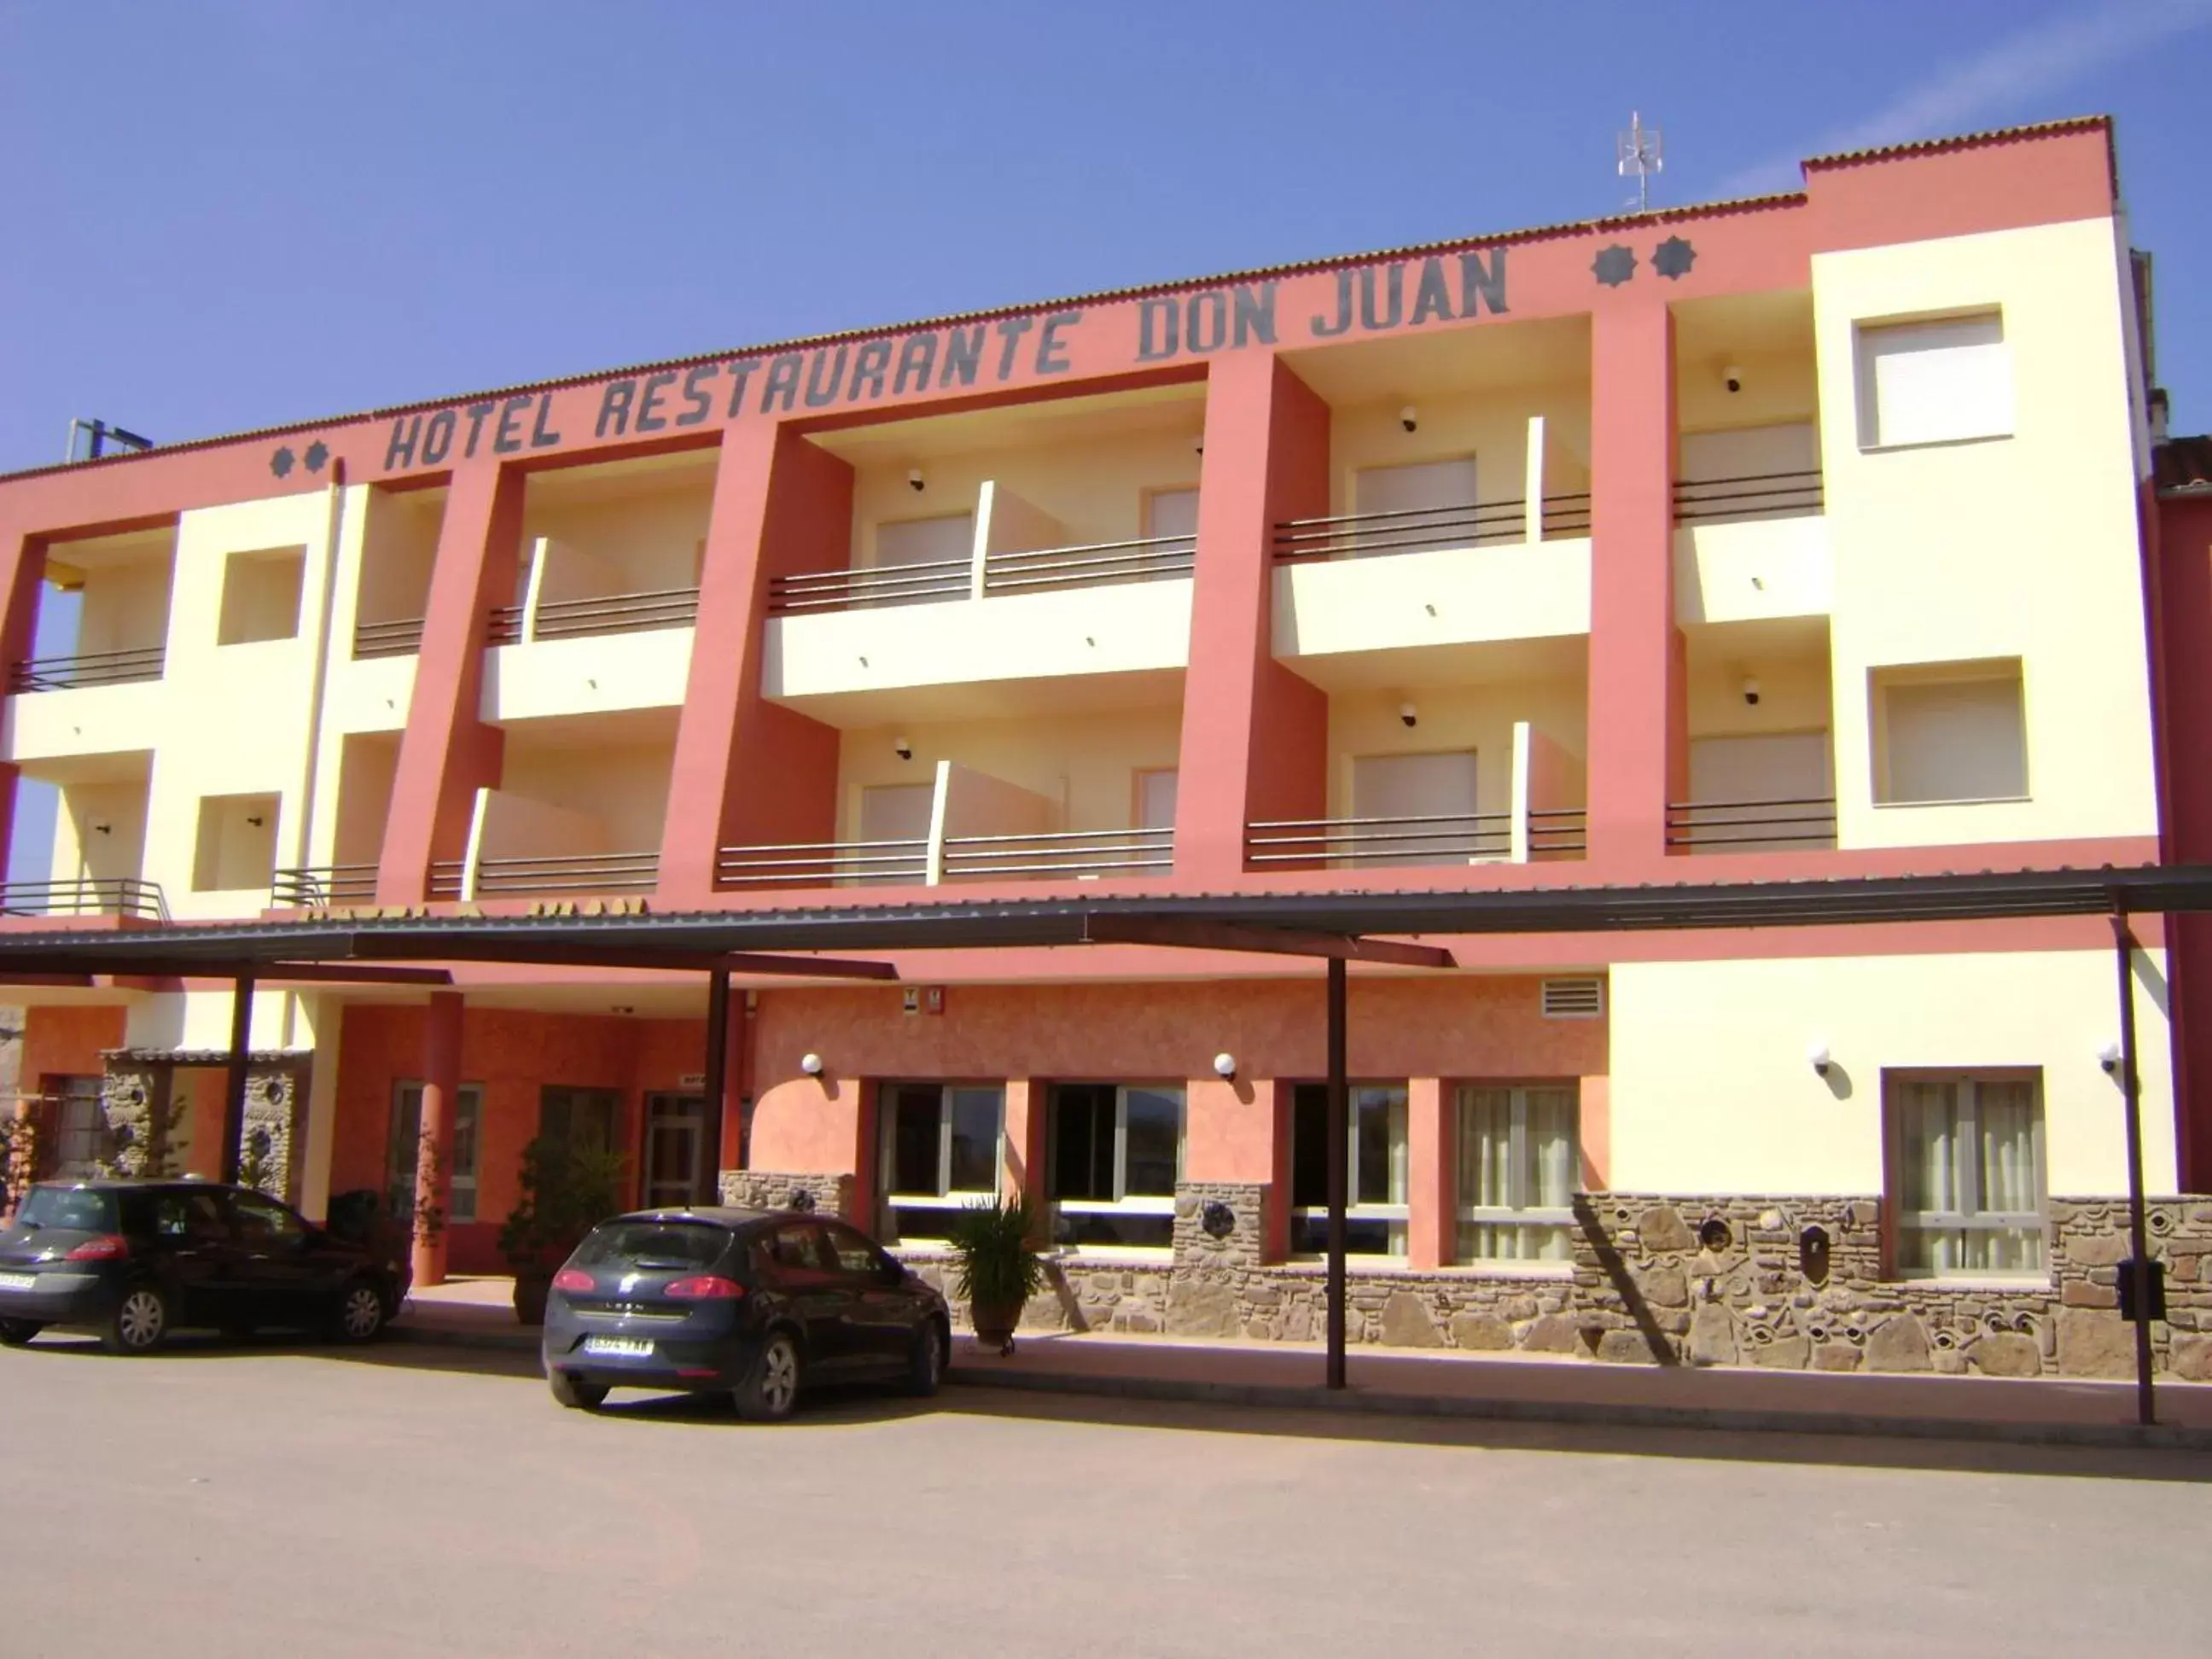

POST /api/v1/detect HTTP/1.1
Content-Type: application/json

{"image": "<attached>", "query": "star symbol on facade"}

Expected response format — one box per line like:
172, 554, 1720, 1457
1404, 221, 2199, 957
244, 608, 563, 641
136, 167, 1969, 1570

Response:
1652, 236, 1697, 280
269, 445, 295, 478
1592, 245, 1636, 288
304, 440, 329, 473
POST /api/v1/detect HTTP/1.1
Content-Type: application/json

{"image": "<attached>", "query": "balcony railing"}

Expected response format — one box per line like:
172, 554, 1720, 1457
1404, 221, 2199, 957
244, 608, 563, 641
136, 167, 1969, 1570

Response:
10, 646, 166, 693
1272, 495, 1593, 563
979, 534, 1196, 597
0, 876, 167, 920
352, 616, 425, 659
472, 850, 660, 898
1666, 796, 1837, 851
1672, 470, 1824, 526
768, 559, 972, 614
428, 859, 466, 901
271, 864, 379, 908
941, 827, 1173, 880
1526, 808, 1589, 857
1248, 811, 1516, 865
717, 837, 930, 888
486, 587, 701, 646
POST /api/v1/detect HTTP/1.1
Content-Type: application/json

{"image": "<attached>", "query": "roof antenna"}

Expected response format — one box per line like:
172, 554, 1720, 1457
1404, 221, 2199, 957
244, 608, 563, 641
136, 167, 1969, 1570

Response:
1616, 111, 1663, 213
65, 418, 154, 463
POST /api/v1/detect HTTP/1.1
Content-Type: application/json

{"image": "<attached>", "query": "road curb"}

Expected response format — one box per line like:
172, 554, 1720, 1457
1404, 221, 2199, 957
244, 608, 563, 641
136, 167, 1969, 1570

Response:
944, 1360, 2212, 1452
388, 1320, 540, 1356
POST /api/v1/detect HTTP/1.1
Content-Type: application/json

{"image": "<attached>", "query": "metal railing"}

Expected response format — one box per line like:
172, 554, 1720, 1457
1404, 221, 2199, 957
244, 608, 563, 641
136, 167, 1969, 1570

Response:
427, 859, 466, 901
717, 837, 930, 888
1272, 494, 1592, 563
1673, 469, 1824, 526
1527, 807, 1589, 857
0, 876, 167, 920
769, 558, 972, 614
941, 827, 1174, 881
1666, 796, 1837, 851
472, 850, 660, 898
486, 586, 701, 645
271, 864, 380, 908
10, 645, 166, 693
980, 534, 1195, 597
352, 616, 425, 659
1248, 811, 1515, 865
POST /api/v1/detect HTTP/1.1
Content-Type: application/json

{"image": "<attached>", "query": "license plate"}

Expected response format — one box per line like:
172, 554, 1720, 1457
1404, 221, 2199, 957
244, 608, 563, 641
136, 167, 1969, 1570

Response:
0, 1272, 35, 1292
581, 1336, 653, 1358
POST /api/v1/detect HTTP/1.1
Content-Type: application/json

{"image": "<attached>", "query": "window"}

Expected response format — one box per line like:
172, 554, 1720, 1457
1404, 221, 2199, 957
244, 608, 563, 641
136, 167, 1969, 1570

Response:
821, 1220, 892, 1278
1289, 1083, 1409, 1256
229, 1191, 307, 1248
869, 513, 974, 606
1136, 768, 1179, 832
1145, 487, 1199, 550
1350, 750, 1483, 867
1686, 732, 1836, 852
1887, 1074, 2045, 1278
540, 1086, 620, 1155
759, 1221, 838, 1281
43, 1074, 108, 1174
153, 1190, 231, 1243
1047, 1083, 1184, 1249
1353, 457, 1479, 555
1873, 661, 2027, 805
1856, 313, 2011, 449
879, 1083, 1004, 1245
857, 783, 934, 885
191, 792, 281, 892
388, 1083, 484, 1224
216, 545, 307, 644
1456, 1086, 1579, 1264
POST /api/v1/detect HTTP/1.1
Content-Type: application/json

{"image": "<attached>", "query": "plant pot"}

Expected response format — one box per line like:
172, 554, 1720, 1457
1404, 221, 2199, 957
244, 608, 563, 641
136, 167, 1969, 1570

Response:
512, 1269, 551, 1325
969, 1299, 1022, 1355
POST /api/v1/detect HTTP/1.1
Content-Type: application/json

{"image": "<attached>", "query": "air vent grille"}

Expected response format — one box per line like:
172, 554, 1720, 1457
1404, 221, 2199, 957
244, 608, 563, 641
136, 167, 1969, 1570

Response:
1541, 977, 1605, 1019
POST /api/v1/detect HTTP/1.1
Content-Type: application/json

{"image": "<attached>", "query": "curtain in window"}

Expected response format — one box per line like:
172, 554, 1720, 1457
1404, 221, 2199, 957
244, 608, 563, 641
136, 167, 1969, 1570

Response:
1456, 1086, 1577, 1263
1974, 1080, 2041, 1273
1895, 1078, 2041, 1274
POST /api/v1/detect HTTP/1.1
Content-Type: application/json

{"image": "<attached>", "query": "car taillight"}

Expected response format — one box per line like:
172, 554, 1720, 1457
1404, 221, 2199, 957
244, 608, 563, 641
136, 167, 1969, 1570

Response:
663, 1276, 744, 1300
550, 1268, 595, 1293
66, 1234, 129, 1261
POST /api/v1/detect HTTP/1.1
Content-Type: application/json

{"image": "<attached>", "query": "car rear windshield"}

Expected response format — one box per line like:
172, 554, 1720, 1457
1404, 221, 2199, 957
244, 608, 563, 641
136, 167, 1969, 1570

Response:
573, 1221, 731, 1272
15, 1186, 118, 1232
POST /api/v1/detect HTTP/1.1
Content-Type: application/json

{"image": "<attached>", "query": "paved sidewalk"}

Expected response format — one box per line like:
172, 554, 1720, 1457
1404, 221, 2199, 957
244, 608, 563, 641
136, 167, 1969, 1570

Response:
393, 1276, 2212, 1448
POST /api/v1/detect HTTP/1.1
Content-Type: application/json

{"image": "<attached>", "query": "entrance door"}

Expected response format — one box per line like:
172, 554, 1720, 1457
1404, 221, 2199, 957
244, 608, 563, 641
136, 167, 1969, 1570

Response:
642, 1093, 707, 1210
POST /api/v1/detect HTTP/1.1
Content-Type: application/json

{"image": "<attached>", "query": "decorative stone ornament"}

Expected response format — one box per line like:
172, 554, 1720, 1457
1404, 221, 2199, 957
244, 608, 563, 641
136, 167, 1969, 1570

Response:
1651, 235, 1697, 279
1201, 1201, 1236, 1240
270, 445, 295, 478
1592, 245, 1637, 287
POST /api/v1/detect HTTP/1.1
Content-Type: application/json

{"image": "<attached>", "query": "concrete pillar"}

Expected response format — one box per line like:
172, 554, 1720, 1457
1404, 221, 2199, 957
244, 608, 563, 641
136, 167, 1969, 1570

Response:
410, 991, 464, 1287
1001, 1078, 1046, 1214
659, 424, 852, 906
1406, 1076, 1451, 1271
1173, 352, 1330, 882
376, 464, 525, 903
1585, 304, 1684, 873
0, 526, 48, 876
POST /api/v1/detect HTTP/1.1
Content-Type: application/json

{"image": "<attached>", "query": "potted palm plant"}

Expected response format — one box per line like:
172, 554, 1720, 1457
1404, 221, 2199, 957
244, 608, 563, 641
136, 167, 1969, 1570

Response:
499, 1137, 626, 1324
944, 1195, 1045, 1356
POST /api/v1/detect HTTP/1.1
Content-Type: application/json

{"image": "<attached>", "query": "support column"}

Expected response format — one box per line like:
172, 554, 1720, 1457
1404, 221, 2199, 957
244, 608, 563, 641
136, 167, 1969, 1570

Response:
1586, 304, 1684, 872
376, 464, 526, 904
1001, 1079, 1046, 1214
660, 424, 851, 906
219, 976, 254, 1185
0, 526, 49, 875
1324, 957, 1348, 1391
411, 990, 463, 1288
699, 968, 731, 1206
1406, 1076, 1450, 1271
1173, 353, 1330, 882
2114, 915, 2157, 1427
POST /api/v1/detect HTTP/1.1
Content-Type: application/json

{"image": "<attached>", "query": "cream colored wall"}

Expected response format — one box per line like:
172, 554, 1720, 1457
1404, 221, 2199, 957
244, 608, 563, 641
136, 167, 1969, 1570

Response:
1685, 636, 1831, 741
78, 557, 174, 655
329, 733, 399, 868
1274, 540, 1591, 661
1813, 216, 2155, 849
852, 428, 1200, 568
1610, 950, 2177, 1197
355, 487, 442, 626
481, 628, 696, 723
1329, 387, 1592, 515
838, 706, 1185, 837
521, 481, 710, 596
54, 774, 151, 888
1327, 677, 1586, 818
498, 736, 675, 852
1676, 346, 1818, 437
1674, 517, 1832, 626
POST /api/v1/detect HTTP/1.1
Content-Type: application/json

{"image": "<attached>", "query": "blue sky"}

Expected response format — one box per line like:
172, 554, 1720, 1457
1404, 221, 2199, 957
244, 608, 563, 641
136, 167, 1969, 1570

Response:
2, 0, 2208, 879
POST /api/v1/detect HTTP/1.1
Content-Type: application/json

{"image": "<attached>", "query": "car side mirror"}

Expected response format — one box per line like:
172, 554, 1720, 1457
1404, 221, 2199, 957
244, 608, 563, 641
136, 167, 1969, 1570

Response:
877, 1257, 907, 1288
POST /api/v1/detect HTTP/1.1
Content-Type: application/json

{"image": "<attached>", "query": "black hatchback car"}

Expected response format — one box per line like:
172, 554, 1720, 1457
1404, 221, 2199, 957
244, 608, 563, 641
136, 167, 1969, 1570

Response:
0, 1179, 405, 1355
544, 1208, 951, 1421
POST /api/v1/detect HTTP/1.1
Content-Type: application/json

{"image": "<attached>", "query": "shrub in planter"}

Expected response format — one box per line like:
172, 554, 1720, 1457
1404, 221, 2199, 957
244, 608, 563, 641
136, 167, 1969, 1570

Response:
498, 1138, 626, 1324
944, 1196, 1045, 1356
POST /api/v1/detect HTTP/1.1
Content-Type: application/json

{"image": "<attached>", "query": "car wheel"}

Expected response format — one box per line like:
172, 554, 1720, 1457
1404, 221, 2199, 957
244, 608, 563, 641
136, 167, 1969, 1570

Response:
905, 1319, 946, 1398
733, 1331, 801, 1422
101, 1284, 170, 1355
0, 1318, 44, 1348
549, 1371, 608, 1411
330, 1279, 387, 1344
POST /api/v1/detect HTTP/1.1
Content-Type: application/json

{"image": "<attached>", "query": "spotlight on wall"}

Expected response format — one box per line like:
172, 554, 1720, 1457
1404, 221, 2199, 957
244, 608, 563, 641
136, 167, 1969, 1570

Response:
1399, 701, 1418, 729
893, 735, 913, 761
1213, 1052, 1237, 1081
245, 814, 265, 828
90, 821, 112, 835
1807, 1042, 1832, 1077
906, 468, 925, 492
1723, 364, 1744, 394
1741, 675, 1761, 707
2098, 1040, 2123, 1075
1191, 435, 1205, 456
1399, 405, 1419, 434
800, 1052, 825, 1077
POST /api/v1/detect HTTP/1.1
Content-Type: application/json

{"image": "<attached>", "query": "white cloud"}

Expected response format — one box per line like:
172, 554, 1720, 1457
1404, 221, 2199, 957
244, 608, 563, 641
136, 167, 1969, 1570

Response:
1714, 0, 2212, 198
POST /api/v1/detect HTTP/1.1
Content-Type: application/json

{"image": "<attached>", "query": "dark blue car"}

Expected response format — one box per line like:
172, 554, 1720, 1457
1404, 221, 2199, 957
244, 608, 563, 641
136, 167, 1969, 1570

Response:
544, 1208, 950, 1421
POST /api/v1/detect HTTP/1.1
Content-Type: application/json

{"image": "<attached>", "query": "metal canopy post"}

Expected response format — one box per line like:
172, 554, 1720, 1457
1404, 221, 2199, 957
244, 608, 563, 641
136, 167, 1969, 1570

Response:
1325, 957, 1348, 1391
701, 967, 731, 1206
2112, 912, 2157, 1427
219, 975, 253, 1185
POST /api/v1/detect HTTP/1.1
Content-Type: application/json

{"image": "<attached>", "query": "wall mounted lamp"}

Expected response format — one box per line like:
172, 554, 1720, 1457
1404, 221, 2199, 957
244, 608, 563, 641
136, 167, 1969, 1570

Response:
893, 735, 913, 760
1213, 1052, 1237, 1081
2098, 1041, 2122, 1075
800, 1052, 825, 1077
245, 815, 265, 828
90, 821, 112, 835
1399, 701, 1418, 729
906, 468, 925, 492
1807, 1042, 1831, 1077
1399, 405, 1418, 434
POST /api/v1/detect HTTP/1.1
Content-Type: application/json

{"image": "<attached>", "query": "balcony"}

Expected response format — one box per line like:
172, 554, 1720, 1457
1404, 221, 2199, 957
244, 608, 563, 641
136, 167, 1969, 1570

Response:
445, 709, 675, 905
271, 864, 378, 908
10, 645, 166, 693
351, 617, 425, 660
471, 849, 659, 900
1665, 796, 1837, 853
480, 538, 698, 724
0, 876, 167, 921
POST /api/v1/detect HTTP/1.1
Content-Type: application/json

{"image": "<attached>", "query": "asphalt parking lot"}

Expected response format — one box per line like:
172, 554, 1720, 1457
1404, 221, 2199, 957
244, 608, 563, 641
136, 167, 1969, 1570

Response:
1, 1333, 2206, 1658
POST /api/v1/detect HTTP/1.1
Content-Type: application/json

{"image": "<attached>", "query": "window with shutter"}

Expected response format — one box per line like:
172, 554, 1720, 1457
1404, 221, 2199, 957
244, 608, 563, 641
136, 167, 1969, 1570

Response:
1856, 314, 2011, 449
